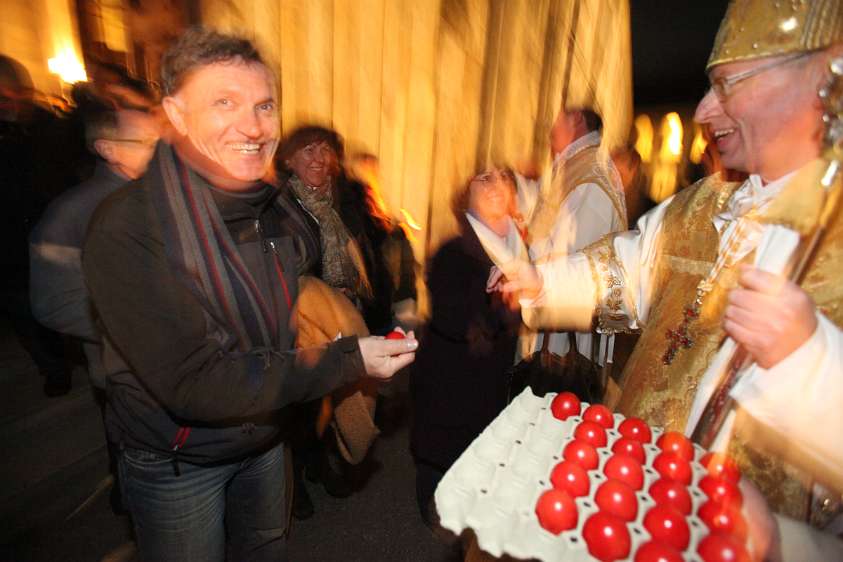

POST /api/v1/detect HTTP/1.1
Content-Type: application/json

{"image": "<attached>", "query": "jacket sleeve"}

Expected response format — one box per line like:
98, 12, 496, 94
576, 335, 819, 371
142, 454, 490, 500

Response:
82, 200, 364, 423
29, 238, 99, 342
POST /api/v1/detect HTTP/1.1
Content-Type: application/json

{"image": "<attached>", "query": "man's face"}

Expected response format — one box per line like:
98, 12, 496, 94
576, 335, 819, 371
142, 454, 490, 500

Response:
104, 109, 160, 180
164, 60, 279, 187
286, 141, 336, 189
694, 53, 823, 181
549, 109, 579, 156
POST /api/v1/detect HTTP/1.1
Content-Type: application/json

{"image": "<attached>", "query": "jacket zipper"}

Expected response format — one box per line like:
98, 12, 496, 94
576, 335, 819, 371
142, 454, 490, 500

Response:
169, 426, 191, 476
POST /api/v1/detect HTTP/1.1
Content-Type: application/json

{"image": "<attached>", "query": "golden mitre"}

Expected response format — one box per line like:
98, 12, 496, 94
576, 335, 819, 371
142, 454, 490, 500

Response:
707, 0, 843, 70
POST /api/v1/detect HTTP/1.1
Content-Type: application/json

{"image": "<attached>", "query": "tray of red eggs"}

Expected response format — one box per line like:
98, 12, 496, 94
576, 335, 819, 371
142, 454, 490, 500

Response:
434, 389, 752, 562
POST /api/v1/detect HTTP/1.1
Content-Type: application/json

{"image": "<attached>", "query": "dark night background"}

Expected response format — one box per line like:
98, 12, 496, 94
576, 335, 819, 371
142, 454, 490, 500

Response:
631, 0, 730, 106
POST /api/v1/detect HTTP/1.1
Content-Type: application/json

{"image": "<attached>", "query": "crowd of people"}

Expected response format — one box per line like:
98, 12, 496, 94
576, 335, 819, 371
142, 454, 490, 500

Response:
4, 0, 843, 560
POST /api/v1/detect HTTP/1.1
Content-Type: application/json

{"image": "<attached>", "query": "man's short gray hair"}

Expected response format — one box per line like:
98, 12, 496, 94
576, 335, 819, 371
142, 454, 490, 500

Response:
160, 26, 265, 95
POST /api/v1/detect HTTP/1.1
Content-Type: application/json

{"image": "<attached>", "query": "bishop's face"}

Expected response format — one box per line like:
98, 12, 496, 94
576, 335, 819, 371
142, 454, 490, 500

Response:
694, 52, 824, 182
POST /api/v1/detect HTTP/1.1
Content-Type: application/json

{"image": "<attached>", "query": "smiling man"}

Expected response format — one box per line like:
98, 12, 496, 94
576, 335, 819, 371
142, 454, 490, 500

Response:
82, 27, 416, 562
493, 1, 843, 557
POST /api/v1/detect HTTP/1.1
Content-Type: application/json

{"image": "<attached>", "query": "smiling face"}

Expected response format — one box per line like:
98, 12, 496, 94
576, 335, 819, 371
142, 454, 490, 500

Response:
162, 60, 279, 190
468, 168, 516, 227
286, 140, 336, 189
694, 53, 824, 181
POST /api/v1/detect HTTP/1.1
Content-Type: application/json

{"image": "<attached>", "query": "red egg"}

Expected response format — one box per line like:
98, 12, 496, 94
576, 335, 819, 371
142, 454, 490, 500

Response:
700, 452, 741, 484
698, 500, 748, 542
603, 454, 644, 490
384, 330, 406, 340
611, 438, 646, 464
574, 420, 608, 448
699, 475, 743, 508
653, 452, 693, 485
583, 404, 615, 429
550, 460, 590, 497
535, 488, 578, 534
643, 505, 690, 551
595, 479, 638, 522
618, 417, 652, 443
550, 392, 582, 421
697, 533, 750, 562
583, 511, 631, 562
563, 439, 599, 471
648, 478, 692, 515
656, 431, 695, 461
634, 541, 684, 562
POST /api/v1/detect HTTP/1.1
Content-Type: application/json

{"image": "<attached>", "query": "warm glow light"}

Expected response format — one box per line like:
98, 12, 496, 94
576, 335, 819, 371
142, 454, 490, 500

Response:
634, 114, 654, 163
48, 49, 87, 83
660, 112, 683, 162
780, 17, 797, 32
689, 126, 707, 165
400, 208, 422, 231
650, 164, 677, 203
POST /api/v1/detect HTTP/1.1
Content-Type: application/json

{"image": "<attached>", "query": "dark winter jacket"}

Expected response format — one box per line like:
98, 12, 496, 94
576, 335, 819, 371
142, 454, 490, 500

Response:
410, 219, 521, 470
83, 152, 365, 464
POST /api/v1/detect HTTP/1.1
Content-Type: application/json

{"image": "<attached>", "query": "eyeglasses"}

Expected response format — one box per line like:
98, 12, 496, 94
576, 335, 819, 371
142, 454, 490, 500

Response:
473, 169, 514, 184
105, 138, 158, 148
708, 52, 810, 101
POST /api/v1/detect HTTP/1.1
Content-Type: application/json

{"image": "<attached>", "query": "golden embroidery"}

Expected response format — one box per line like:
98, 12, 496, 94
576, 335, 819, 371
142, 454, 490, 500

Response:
617, 172, 843, 520
585, 238, 635, 334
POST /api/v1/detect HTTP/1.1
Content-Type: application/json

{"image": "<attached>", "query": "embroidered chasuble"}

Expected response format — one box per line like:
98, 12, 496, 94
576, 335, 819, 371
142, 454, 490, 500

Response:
528, 143, 626, 246
610, 173, 843, 520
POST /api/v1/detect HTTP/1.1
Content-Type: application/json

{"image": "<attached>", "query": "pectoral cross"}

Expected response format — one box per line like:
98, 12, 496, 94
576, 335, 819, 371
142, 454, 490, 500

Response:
662, 304, 700, 365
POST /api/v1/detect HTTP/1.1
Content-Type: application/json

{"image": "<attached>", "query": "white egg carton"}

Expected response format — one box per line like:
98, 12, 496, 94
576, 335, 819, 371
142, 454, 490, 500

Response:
434, 388, 738, 562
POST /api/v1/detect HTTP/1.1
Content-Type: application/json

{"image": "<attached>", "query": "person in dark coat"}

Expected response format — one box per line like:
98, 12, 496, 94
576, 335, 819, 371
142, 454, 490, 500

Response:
410, 167, 524, 526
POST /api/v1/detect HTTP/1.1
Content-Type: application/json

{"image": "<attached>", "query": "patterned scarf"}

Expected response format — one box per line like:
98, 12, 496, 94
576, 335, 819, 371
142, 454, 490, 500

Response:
288, 175, 371, 300
148, 143, 290, 352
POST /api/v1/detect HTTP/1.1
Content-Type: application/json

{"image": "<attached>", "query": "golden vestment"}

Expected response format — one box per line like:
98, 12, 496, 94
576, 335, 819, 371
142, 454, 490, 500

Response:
597, 172, 843, 519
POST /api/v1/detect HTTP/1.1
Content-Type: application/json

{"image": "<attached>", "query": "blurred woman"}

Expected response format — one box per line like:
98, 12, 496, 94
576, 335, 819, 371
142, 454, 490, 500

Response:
410, 167, 525, 527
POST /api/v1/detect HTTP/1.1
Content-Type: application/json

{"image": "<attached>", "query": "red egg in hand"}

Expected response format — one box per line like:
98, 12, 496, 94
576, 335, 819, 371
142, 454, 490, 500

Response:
603, 454, 644, 490
535, 488, 578, 534
634, 541, 684, 562
550, 460, 590, 497
643, 504, 690, 551
583, 511, 631, 562
656, 431, 695, 461
698, 500, 748, 542
700, 452, 741, 484
648, 478, 692, 515
618, 417, 652, 443
611, 438, 646, 464
583, 404, 615, 429
574, 420, 608, 448
563, 439, 599, 471
697, 533, 750, 562
550, 392, 581, 421
699, 475, 743, 508
653, 452, 693, 485
595, 479, 638, 522
384, 330, 406, 340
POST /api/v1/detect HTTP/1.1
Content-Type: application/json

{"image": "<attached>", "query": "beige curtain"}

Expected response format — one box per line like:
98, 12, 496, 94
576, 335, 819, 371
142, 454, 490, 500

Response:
201, 0, 632, 264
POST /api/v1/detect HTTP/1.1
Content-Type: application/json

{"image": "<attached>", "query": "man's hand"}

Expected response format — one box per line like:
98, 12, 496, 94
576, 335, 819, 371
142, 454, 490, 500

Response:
723, 265, 817, 369
357, 330, 418, 380
486, 262, 543, 301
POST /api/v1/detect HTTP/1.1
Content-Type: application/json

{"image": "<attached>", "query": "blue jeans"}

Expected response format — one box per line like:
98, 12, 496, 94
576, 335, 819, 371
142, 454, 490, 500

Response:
118, 443, 288, 562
